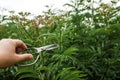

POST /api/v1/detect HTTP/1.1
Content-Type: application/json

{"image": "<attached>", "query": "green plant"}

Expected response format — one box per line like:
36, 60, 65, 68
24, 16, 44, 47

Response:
0, 0, 120, 80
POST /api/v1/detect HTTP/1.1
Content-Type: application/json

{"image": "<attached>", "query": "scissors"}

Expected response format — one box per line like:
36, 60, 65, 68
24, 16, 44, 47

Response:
16, 44, 59, 66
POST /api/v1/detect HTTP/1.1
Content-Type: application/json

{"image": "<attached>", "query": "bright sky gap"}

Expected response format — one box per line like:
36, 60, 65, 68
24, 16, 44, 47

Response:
0, 0, 120, 15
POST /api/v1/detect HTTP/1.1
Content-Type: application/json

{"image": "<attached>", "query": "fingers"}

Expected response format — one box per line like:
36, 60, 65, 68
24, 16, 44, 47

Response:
0, 39, 27, 50
13, 39, 34, 64
15, 54, 33, 63
13, 39, 27, 50
12, 39, 33, 63
0, 39, 33, 68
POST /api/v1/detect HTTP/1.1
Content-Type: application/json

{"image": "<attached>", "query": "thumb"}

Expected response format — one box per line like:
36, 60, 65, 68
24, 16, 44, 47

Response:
15, 54, 33, 63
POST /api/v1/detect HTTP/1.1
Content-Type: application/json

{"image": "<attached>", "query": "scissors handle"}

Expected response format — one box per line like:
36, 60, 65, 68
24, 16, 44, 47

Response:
16, 44, 59, 66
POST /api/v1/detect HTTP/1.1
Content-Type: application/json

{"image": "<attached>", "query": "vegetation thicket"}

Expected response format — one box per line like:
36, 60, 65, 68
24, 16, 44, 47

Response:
0, 0, 120, 80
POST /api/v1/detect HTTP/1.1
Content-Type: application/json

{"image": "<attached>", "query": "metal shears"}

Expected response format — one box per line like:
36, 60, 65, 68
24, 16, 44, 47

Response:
17, 44, 59, 66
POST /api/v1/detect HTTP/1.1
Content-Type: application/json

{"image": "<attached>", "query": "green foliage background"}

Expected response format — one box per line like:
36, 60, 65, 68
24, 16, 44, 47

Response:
0, 0, 120, 80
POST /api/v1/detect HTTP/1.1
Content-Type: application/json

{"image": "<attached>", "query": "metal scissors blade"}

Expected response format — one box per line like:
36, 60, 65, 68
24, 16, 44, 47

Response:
33, 44, 59, 53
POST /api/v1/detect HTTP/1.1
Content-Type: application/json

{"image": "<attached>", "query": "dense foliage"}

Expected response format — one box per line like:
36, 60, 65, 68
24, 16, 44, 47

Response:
0, 0, 120, 80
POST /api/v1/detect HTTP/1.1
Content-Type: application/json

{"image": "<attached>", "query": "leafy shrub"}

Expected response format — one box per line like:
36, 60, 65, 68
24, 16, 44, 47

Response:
0, 0, 120, 80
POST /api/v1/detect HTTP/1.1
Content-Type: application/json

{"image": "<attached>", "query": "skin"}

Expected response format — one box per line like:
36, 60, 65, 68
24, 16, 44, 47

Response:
0, 39, 33, 68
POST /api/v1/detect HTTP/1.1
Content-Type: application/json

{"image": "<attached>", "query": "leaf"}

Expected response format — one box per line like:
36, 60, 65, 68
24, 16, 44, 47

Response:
63, 47, 78, 55
56, 67, 86, 80
15, 67, 38, 78
17, 74, 39, 80
37, 66, 49, 72
64, 3, 75, 8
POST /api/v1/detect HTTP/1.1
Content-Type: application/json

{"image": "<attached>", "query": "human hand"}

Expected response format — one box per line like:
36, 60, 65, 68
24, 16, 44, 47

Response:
0, 39, 33, 68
